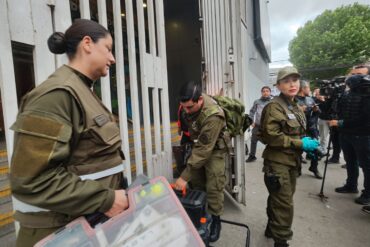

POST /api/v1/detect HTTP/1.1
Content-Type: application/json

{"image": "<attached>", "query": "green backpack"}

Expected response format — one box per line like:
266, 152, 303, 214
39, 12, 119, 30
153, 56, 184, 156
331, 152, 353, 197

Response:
212, 95, 252, 137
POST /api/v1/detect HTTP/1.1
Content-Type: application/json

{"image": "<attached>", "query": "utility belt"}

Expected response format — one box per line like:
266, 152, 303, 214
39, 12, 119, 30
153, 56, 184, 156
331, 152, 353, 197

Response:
13, 163, 125, 213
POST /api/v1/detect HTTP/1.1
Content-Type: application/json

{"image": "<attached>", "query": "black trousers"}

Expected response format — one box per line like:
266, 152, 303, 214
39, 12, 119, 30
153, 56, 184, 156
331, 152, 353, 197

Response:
330, 128, 341, 160
340, 133, 370, 196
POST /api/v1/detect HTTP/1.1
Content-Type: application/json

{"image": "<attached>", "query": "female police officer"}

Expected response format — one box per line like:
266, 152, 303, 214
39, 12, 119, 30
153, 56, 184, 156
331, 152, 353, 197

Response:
10, 19, 128, 246
259, 67, 319, 247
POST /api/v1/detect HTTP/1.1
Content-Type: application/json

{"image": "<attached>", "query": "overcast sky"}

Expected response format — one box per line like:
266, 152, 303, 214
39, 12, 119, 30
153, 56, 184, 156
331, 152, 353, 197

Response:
267, 0, 370, 68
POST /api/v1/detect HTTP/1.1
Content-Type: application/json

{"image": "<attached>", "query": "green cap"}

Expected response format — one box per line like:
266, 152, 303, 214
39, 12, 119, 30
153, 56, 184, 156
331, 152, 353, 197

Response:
276, 66, 301, 83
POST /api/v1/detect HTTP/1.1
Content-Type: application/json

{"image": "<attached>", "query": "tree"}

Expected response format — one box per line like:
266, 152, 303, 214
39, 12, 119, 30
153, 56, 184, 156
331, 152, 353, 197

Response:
289, 3, 370, 80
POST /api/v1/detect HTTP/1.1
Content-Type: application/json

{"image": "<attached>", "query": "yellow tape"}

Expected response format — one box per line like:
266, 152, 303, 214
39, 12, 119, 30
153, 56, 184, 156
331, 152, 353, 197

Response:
0, 166, 9, 175
0, 188, 11, 197
0, 211, 14, 227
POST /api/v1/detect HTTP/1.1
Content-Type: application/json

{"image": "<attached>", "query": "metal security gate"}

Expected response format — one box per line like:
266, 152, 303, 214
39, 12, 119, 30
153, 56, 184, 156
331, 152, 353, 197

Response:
70, 0, 173, 182
0, 0, 173, 233
134, 0, 172, 179
199, 0, 246, 204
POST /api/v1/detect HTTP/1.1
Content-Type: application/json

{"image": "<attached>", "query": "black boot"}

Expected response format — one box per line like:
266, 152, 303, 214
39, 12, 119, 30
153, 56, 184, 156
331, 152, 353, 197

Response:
245, 155, 257, 162
308, 165, 323, 179
209, 215, 221, 242
327, 157, 339, 164
335, 184, 358, 193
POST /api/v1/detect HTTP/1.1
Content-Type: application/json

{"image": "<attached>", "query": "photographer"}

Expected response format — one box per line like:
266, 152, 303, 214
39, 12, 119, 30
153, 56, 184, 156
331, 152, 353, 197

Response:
329, 65, 370, 207
296, 81, 322, 179
318, 77, 346, 164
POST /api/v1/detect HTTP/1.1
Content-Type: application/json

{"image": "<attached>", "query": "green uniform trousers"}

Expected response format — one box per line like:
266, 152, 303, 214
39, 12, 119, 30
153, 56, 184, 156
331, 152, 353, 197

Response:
189, 150, 226, 216
264, 160, 299, 243
16, 226, 60, 247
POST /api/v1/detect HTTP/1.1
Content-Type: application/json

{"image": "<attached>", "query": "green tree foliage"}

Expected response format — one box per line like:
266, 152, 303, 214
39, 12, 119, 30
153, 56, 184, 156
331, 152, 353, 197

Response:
289, 3, 370, 80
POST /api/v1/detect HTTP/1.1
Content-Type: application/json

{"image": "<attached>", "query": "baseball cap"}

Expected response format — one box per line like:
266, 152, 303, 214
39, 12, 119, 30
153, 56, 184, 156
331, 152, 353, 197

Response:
275, 66, 301, 85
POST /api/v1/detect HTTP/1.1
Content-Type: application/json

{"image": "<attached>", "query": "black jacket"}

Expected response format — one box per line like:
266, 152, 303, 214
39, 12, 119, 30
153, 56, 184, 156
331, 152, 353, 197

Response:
338, 92, 370, 135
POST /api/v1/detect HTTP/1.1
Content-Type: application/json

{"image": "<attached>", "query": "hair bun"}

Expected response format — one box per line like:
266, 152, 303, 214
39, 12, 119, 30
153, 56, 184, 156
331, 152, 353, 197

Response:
47, 32, 66, 54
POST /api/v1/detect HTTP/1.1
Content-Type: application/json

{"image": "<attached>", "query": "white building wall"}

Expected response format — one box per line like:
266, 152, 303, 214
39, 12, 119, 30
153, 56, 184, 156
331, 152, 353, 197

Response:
243, 0, 271, 111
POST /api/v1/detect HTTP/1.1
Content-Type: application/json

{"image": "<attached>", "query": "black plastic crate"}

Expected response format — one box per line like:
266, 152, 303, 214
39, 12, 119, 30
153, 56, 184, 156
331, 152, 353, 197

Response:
175, 189, 207, 228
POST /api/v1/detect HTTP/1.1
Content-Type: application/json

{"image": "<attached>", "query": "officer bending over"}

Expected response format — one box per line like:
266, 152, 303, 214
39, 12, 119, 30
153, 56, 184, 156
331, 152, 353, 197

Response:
175, 82, 229, 243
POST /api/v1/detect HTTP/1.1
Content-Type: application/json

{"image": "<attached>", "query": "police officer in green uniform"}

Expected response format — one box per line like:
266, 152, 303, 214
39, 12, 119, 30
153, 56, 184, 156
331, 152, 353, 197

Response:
10, 19, 129, 246
175, 82, 228, 243
259, 67, 319, 247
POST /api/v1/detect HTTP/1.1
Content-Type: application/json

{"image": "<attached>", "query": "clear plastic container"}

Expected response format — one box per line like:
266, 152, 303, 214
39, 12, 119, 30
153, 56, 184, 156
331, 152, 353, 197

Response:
35, 176, 204, 247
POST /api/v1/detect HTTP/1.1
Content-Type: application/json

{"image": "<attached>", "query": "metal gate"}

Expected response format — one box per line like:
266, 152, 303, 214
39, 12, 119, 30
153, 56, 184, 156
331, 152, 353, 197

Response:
199, 0, 246, 204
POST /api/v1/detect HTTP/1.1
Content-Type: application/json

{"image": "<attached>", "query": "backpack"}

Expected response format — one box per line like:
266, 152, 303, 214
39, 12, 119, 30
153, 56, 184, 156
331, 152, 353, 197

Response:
212, 95, 252, 137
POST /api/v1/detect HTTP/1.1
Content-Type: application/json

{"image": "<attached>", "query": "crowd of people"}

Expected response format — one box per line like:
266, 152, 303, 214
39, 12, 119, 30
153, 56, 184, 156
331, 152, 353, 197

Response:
243, 64, 370, 247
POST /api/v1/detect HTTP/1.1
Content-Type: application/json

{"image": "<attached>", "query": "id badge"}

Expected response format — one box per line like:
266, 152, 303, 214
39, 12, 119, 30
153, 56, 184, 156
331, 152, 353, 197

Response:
287, 113, 296, 120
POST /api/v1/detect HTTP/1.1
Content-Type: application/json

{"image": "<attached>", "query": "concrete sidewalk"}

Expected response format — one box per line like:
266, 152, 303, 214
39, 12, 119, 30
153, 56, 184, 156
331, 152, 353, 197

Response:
214, 148, 370, 247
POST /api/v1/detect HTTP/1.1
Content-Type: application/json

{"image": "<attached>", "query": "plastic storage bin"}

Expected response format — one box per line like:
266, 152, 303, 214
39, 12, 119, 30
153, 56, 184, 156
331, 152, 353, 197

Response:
35, 176, 205, 247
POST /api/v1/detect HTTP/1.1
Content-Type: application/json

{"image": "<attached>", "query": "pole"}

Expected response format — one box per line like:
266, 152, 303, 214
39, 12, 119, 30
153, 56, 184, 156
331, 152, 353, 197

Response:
317, 127, 333, 200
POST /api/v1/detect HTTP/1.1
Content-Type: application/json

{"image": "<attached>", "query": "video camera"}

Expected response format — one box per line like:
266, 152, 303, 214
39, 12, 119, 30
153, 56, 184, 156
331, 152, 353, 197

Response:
318, 76, 346, 98
317, 76, 347, 120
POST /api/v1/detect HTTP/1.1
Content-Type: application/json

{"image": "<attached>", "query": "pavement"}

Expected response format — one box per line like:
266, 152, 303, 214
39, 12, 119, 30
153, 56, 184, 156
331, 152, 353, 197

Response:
6, 147, 370, 247
213, 147, 370, 247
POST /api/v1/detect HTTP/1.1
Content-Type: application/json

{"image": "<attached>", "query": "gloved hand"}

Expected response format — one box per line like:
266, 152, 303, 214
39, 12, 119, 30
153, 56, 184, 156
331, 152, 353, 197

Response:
301, 137, 319, 152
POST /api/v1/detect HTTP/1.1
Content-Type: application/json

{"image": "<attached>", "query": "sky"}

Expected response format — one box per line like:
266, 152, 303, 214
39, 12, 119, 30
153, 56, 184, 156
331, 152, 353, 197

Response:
267, 0, 370, 68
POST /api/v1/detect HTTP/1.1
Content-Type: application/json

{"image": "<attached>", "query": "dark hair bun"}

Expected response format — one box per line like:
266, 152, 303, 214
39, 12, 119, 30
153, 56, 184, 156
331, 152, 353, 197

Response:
47, 32, 66, 54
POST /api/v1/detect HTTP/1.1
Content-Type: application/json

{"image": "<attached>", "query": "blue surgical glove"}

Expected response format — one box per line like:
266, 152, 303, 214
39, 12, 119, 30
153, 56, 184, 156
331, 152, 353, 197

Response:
301, 137, 319, 152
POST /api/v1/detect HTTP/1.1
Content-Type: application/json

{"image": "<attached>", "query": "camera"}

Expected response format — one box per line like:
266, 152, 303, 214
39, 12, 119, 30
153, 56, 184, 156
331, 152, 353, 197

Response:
317, 76, 347, 120
318, 76, 346, 98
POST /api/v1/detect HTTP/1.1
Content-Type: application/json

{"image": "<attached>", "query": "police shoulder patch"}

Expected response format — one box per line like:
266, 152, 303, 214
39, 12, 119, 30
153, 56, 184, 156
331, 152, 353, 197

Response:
199, 133, 210, 144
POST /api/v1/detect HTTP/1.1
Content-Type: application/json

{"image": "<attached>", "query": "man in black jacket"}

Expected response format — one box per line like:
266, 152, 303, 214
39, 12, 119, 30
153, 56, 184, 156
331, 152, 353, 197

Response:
329, 67, 370, 207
